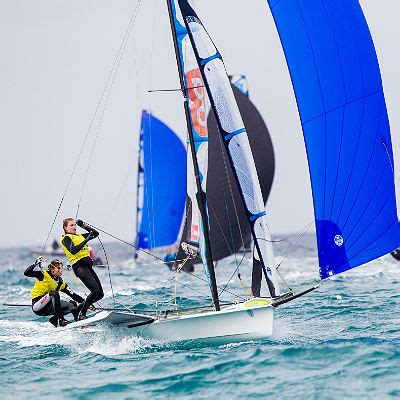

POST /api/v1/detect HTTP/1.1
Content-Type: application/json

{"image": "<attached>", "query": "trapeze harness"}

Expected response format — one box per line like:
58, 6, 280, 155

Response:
60, 232, 104, 317
24, 264, 84, 317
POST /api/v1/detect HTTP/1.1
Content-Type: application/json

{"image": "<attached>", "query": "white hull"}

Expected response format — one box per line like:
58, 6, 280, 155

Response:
63, 299, 274, 344
130, 300, 274, 343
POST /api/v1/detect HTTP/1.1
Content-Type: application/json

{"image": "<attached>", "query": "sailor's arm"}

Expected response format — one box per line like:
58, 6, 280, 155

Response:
76, 220, 99, 238
24, 258, 44, 280
61, 285, 85, 303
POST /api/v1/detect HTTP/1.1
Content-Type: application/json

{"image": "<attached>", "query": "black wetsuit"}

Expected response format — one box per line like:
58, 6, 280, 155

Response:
61, 227, 104, 317
24, 264, 84, 318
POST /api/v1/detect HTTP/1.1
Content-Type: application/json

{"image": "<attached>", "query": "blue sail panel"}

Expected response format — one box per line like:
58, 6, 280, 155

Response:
137, 111, 186, 249
267, 0, 400, 278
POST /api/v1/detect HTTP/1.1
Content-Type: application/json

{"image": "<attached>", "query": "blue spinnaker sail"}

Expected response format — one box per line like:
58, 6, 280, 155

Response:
267, 0, 400, 278
136, 110, 186, 249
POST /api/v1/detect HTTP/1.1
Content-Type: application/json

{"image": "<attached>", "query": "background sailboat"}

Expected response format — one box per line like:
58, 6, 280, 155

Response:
134, 110, 186, 256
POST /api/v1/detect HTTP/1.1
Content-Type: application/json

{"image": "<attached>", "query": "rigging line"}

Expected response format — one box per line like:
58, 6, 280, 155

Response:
148, 111, 157, 249
218, 250, 248, 297
171, 201, 191, 266
172, 277, 210, 299
276, 221, 314, 270
116, 274, 178, 307
148, 85, 205, 93
174, 255, 195, 305
144, 0, 160, 249
218, 129, 246, 258
82, 222, 245, 298
275, 266, 292, 292
140, 113, 156, 249
76, 0, 142, 218
207, 198, 234, 257
68, 220, 172, 263
131, 8, 145, 245
256, 220, 314, 243
41, 0, 142, 254
98, 237, 115, 306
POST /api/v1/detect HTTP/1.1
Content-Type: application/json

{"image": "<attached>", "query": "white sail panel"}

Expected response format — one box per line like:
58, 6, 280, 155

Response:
228, 135, 263, 216
188, 19, 217, 59
204, 60, 244, 134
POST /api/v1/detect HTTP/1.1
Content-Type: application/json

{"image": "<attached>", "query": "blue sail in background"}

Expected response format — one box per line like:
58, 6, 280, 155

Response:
267, 0, 400, 278
136, 110, 186, 249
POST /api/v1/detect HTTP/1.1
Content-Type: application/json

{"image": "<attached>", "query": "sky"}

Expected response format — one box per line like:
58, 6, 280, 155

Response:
0, 0, 399, 248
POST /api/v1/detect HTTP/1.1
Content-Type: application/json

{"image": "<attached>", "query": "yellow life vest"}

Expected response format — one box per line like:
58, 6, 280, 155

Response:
60, 233, 90, 265
31, 269, 67, 299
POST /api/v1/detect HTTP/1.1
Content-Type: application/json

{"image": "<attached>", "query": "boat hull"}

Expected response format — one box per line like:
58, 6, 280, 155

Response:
126, 301, 274, 344
61, 300, 274, 344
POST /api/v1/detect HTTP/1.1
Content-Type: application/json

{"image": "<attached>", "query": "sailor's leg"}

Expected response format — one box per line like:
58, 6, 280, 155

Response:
60, 300, 77, 316
50, 292, 63, 318
251, 258, 262, 298
74, 265, 103, 317
87, 266, 104, 303
32, 294, 54, 316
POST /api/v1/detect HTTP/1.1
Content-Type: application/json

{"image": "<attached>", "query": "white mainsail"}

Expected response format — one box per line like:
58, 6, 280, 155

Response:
178, 0, 280, 297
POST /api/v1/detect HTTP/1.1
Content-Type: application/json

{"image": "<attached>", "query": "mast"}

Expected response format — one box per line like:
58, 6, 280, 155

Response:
166, 0, 220, 311
134, 124, 144, 260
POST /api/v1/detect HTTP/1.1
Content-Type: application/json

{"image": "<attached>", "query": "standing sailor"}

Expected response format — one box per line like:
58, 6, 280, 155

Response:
24, 257, 84, 327
60, 218, 104, 320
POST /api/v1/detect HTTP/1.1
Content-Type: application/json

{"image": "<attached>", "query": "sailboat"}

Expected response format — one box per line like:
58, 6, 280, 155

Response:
134, 110, 186, 258
63, 0, 399, 343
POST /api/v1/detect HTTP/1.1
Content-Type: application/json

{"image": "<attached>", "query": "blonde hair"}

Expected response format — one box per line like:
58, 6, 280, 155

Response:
63, 217, 75, 233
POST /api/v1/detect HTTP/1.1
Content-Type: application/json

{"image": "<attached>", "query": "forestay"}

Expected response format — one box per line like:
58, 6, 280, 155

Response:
267, 0, 400, 278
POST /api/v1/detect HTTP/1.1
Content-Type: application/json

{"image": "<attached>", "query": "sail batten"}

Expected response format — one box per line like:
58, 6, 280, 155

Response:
267, 0, 400, 278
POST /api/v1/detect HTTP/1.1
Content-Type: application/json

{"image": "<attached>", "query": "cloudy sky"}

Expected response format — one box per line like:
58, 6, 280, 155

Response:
0, 0, 399, 248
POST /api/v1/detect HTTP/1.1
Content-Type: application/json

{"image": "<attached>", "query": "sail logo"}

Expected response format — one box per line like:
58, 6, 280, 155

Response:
186, 68, 207, 137
40, 294, 49, 305
334, 235, 344, 246
191, 224, 199, 241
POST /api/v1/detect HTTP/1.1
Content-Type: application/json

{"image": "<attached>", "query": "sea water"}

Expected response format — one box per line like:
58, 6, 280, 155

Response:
1, 235, 399, 399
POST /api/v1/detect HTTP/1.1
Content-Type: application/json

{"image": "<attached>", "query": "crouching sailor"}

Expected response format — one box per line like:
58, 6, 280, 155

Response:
24, 257, 84, 327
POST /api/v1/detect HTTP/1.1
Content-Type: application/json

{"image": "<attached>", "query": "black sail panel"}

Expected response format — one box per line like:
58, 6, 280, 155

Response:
207, 84, 275, 261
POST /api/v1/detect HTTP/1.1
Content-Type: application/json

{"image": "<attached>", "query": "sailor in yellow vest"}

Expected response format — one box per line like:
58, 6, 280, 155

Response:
60, 218, 103, 321
24, 257, 85, 327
